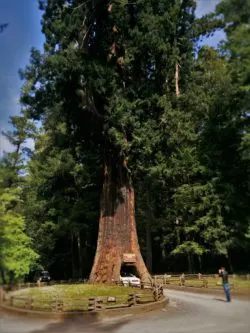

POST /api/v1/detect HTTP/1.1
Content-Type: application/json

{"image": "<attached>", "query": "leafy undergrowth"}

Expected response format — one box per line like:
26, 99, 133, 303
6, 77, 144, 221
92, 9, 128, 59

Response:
8, 284, 153, 311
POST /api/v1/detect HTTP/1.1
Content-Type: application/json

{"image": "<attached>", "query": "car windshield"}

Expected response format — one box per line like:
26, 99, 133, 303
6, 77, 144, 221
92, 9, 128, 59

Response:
121, 272, 135, 277
42, 272, 49, 277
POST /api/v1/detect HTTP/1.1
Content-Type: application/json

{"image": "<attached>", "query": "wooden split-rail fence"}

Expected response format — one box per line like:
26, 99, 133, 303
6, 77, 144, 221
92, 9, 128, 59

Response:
0, 282, 164, 313
152, 273, 250, 289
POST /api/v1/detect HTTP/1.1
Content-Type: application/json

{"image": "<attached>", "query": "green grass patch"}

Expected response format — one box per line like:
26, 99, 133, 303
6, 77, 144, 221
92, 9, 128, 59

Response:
12, 284, 144, 298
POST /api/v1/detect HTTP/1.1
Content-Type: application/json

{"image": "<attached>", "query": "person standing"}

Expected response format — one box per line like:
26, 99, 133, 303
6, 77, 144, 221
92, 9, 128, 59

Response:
218, 267, 231, 302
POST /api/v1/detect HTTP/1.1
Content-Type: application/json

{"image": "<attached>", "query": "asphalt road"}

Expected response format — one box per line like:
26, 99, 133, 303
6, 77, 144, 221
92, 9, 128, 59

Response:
0, 289, 249, 333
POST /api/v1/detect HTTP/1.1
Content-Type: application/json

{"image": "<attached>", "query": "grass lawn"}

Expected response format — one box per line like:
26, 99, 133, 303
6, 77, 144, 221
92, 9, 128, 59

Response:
7, 284, 153, 311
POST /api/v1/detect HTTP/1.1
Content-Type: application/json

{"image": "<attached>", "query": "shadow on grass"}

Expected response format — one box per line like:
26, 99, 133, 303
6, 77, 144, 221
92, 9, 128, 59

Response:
30, 313, 131, 333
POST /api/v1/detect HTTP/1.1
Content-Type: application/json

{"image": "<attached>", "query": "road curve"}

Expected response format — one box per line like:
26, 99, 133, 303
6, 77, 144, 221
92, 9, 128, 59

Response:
0, 289, 249, 333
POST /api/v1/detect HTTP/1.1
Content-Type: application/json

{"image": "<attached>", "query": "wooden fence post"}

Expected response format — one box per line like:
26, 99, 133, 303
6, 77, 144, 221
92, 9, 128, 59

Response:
88, 297, 95, 311
51, 296, 63, 312
158, 286, 163, 299
88, 297, 103, 311
153, 287, 159, 301
0, 288, 4, 304
202, 279, 208, 288
25, 297, 33, 310
128, 293, 137, 306
96, 298, 103, 310
180, 274, 185, 286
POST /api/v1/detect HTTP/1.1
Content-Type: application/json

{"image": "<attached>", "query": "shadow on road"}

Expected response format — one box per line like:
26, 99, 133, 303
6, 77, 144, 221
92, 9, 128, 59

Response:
213, 298, 227, 302
30, 313, 131, 333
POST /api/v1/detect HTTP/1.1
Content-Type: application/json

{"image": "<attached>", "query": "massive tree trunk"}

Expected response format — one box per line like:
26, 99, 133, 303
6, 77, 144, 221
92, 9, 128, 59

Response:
89, 158, 151, 284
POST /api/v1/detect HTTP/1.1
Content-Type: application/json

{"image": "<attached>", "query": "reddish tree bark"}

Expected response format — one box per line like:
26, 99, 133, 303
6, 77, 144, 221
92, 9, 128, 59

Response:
89, 159, 151, 284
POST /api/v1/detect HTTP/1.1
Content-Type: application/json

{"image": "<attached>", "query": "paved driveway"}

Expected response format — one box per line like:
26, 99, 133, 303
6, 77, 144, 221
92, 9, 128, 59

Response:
0, 289, 249, 333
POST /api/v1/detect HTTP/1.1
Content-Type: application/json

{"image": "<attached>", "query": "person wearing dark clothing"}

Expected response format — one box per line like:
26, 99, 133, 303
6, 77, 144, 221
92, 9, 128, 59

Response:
218, 267, 231, 302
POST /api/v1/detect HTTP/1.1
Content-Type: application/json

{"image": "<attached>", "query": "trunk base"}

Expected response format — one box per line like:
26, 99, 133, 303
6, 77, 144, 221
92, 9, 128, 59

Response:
89, 167, 151, 284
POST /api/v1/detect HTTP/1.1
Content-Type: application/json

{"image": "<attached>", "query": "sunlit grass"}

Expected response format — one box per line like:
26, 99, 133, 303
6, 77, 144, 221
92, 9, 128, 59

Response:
12, 284, 143, 298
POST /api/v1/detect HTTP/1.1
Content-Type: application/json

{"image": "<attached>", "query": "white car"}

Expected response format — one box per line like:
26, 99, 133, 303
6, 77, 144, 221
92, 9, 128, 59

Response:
120, 272, 141, 287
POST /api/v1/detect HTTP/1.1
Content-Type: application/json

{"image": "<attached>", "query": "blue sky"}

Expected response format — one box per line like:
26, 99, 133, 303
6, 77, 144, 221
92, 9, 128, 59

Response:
0, 0, 224, 155
0, 0, 44, 154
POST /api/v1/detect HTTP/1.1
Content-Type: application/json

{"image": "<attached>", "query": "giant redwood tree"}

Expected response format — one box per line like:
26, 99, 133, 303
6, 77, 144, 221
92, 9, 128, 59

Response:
20, 0, 196, 283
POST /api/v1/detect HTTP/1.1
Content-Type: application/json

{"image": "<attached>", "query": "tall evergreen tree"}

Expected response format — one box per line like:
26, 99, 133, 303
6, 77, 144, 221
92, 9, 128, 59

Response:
20, 0, 198, 282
